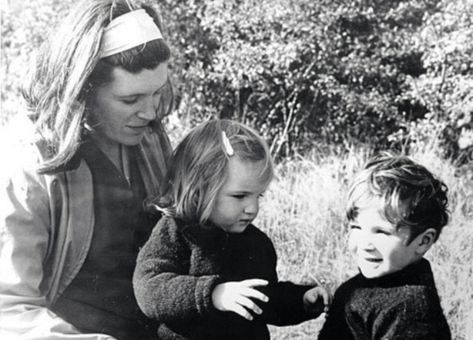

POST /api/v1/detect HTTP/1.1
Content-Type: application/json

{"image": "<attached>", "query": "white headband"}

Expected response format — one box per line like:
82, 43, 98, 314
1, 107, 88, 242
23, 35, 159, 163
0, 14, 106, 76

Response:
99, 9, 163, 58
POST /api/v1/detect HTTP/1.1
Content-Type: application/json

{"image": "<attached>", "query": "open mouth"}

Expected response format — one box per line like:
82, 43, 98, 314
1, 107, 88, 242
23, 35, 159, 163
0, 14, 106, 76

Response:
364, 258, 382, 263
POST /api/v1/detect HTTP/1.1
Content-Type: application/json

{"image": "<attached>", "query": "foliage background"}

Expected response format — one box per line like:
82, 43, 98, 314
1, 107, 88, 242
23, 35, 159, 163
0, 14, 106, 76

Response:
1, 0, 472, 339
2, 0, 473, 160
159, 0, 473, 162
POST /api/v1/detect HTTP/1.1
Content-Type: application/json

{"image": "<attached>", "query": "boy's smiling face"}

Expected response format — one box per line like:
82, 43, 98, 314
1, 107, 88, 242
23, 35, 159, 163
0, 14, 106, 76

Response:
348, 198, 423, 279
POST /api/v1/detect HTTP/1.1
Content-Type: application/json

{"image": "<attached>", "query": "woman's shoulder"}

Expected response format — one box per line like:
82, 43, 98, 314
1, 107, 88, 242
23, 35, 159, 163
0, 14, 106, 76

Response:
0, 117, 50, 189
1, 115, 42, 166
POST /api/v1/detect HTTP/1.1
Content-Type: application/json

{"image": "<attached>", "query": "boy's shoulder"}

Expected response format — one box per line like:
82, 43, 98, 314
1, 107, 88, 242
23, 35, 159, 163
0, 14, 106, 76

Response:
328, 260, 450, 339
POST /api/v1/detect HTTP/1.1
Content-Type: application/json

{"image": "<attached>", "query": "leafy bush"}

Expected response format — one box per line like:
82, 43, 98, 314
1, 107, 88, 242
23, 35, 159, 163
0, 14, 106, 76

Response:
408, 0, 473, 164
2, 0, 472, 161
1, 1, 472, 338
157, 0, 472, 161
1, 0, 69, 124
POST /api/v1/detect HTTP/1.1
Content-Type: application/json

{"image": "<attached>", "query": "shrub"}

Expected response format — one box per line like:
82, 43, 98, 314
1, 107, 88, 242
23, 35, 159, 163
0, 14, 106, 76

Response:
162, 0, 464, 160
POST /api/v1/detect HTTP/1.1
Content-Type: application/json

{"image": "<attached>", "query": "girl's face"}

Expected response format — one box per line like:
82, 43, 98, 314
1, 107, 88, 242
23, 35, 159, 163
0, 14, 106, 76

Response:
87, 62, 169, 152
348, 198, 422, 279
209, 157, 268, 233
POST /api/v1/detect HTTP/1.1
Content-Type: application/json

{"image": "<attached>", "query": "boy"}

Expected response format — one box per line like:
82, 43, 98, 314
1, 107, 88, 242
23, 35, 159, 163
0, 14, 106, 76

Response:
318, 154, 451, 340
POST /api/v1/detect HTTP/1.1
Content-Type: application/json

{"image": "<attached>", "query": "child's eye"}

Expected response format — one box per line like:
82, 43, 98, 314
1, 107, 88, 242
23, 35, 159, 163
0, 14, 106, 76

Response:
232, 194, 246, 199
375, 228, 392, 235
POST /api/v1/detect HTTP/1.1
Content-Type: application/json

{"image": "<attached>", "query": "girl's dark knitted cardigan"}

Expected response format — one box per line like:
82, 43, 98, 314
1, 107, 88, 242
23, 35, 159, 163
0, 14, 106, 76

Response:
318, 258, 451, 340
133, 216, 322, 340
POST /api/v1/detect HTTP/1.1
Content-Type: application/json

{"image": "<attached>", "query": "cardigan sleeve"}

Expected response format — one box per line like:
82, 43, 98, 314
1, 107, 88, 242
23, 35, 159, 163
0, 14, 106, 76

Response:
133, 217, 221, 324
254, 235, 318, 326
0, 138, 114, 340
317, 280, 353, 340
260, 281, 317, 326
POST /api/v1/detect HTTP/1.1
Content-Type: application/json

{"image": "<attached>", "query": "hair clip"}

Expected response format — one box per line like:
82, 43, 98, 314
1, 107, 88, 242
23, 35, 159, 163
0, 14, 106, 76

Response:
222, 131, 234, 157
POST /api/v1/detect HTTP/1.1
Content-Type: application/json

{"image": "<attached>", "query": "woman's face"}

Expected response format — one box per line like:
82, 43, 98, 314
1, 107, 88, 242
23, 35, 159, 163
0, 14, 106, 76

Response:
87, 62, 169, 148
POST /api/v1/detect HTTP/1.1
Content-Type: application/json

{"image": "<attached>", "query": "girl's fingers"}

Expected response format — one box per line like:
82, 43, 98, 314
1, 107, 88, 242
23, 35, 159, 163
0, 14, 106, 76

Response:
309, 286, 331, 305
230, 302, 254, 321
239, 279, 268, 287
306, 291, 318, 304
235, 295, 263, 315
320, 288, 332, 305
240, 286, 269, 303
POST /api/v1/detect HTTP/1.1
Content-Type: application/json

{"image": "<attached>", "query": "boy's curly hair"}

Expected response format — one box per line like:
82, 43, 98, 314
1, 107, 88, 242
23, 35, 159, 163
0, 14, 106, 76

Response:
347, 153, 449, 243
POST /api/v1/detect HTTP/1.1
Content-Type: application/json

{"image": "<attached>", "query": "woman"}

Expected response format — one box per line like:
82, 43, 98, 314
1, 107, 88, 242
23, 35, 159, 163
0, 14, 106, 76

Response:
0, 0, 173, 338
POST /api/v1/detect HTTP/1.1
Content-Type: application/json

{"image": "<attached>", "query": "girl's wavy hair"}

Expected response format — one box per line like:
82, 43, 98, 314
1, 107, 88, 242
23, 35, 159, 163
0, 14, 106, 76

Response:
346, 153, 449, 243
152, 119, 274, 225
22, 0, 172, 173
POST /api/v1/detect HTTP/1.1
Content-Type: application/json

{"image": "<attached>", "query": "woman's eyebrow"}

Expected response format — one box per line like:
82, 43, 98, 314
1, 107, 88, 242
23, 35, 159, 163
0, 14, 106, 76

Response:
228, 189, 249, 193
116, 78, 170, 97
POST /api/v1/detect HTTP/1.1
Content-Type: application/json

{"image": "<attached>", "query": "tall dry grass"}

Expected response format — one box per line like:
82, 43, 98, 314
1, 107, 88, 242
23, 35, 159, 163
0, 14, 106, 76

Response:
254, 145, 473, 340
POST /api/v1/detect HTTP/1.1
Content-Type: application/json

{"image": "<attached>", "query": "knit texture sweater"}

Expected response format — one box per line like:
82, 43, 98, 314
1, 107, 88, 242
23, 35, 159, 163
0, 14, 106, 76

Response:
318, 258, 451, 340
133, 216, 320, 339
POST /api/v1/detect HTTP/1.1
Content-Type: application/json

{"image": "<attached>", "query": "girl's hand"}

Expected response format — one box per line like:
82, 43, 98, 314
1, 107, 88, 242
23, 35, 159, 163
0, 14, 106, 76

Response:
303, 286, 332, 316
211, 279, 269, 320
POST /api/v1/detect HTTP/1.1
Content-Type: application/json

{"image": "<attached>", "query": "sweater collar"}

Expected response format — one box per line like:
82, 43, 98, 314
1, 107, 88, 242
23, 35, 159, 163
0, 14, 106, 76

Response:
181, 221, 255, 250
359, 258, 434, 287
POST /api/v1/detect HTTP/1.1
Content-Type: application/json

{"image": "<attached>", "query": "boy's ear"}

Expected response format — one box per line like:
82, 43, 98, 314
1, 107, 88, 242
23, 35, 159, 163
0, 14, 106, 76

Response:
414, 228, 437, 255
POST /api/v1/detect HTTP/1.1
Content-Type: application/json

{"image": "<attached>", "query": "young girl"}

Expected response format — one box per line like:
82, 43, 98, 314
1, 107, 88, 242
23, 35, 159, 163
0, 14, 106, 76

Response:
133, 119, 330, 339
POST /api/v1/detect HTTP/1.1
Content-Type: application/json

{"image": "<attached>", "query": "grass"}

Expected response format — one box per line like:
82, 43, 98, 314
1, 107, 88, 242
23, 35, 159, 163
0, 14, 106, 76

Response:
1, 111, 471, 338
1, 107, 471, 338
253, 145, 473, 340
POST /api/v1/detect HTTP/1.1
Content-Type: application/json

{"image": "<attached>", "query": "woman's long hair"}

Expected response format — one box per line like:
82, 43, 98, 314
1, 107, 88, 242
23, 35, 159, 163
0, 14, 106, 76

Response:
22, 0, 172, 173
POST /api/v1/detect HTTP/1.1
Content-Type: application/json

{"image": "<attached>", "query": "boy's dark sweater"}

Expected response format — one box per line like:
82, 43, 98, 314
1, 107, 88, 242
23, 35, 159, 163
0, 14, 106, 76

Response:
133, 216, 320, 340
318, 258, 451, 340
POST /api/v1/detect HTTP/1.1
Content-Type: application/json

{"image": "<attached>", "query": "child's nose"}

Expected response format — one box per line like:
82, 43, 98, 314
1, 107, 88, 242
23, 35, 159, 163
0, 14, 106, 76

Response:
358, 233, 375, 251
244, 198, 259, 215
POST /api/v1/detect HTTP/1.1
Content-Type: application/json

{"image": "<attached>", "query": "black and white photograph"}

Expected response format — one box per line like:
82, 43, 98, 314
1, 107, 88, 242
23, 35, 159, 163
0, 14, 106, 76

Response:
1, 0, 472, 339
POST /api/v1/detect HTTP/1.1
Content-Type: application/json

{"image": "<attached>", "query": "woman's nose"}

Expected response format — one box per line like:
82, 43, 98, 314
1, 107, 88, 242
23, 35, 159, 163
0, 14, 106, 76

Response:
137, 97, 157, 121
